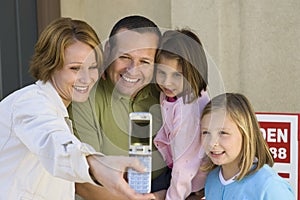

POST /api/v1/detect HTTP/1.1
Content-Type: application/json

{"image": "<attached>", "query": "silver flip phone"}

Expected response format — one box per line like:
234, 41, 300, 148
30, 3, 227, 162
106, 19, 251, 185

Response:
128, 112, 152, 194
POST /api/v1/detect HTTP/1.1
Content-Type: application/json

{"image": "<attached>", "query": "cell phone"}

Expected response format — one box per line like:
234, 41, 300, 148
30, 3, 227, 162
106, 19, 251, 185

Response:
128, 112, 152, 194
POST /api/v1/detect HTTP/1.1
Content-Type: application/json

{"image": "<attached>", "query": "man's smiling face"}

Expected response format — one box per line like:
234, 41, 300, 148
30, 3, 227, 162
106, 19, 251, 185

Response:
106, 29, 159, 97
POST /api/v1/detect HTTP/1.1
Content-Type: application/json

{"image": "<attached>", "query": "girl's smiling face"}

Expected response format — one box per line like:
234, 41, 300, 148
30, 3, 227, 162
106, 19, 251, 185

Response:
51, 40, 99, 106
201, 109, 243, 179
156, 57, 184, 98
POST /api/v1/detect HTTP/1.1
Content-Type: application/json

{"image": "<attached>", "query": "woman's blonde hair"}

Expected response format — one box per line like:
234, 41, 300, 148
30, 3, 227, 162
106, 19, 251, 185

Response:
201, 93, 274, 180
30, 17, 103, 82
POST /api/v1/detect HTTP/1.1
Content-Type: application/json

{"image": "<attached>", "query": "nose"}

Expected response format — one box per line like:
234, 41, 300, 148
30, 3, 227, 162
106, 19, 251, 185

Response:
127, 59, 140, 71
78, 69, 91, 84
205, 134, 219, 149
162, 75, 174, 87
126, 60, 144, 77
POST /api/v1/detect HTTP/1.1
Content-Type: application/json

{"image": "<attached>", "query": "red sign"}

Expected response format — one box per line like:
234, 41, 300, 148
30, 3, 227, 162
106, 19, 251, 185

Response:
260, 122, 290, 163
256, 113, 299, 200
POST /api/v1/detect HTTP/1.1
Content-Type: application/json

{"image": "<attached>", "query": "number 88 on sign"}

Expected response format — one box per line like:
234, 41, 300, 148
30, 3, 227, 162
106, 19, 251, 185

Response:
256, 113, 299, 200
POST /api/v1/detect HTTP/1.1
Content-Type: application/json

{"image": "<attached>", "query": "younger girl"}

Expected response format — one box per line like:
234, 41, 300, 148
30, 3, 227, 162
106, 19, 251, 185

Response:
154, 29, 209, 199
200, 93, 295, 199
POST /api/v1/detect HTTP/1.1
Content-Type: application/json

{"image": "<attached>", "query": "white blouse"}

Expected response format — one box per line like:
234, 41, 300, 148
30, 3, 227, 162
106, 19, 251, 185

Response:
0, 81, 97, 200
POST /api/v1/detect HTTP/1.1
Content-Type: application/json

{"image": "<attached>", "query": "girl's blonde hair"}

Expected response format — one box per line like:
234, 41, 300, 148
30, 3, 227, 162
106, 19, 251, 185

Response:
201, 93, 274, 180
30, 17, 103, 82
155, 29, 207, 103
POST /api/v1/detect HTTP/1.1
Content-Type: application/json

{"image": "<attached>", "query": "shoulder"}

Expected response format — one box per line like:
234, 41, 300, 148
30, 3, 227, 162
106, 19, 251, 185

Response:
245, 165, 295, 199
206, 166, 220, 182
0, 84, 38, 114
93, 79, 112, 106
96, 78, 112, 95
260, 165, 294, 198
3, 82, 53, 106
200, 90, 210, 103
205, 167, 222, 194
197, 90, 210, 110
149, 83, 160, 99
139, 84, 160, 100
2, 82, 66, 119
136, 84, 160, 105
250, 165, 280, 181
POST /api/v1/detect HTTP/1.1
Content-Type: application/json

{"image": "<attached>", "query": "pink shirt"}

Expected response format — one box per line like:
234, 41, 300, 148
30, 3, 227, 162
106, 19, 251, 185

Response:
154, 91, 209, 200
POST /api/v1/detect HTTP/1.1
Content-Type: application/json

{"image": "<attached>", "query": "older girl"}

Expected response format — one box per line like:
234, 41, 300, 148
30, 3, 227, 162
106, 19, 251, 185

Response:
200, 93, 295, 199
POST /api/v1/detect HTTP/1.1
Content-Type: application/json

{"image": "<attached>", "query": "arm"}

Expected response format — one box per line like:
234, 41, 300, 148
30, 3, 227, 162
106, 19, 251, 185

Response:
76, 183, 129, 200
165, 99, 207, 200
13, 91, 154, 199
13, 92, 96, 183
167, 134, 204, 200
87, 155, 156, 200
76, 183, 166, 200
185, 189, 205, 200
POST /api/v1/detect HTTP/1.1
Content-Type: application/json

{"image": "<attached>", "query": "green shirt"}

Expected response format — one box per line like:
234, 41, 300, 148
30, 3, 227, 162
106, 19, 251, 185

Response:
68, 77, 166, 178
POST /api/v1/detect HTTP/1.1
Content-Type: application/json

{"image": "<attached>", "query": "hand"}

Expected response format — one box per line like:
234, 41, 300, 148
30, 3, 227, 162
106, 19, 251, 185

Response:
152, 190, 167, 200
101, 73, 106, 80
87, 155, 156, 200
75, 183, 131, 200
186, 189, 205, 200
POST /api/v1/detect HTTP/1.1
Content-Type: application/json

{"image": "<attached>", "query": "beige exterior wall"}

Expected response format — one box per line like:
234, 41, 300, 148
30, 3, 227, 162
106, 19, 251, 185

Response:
61, 0, 300, 113
172, 0, 300, 113
60, 0, 171, 42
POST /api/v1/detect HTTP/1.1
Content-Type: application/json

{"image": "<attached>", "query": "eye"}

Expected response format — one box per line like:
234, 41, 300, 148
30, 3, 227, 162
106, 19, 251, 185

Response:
89, 65, 98, 70
157, 69, 165, 75
70, 66, 81, 71
119, 55, 130, 60
141, 60, 151, 65
174, 72, 182, 78
219, 131, 228, 135
201, 130, 209, 135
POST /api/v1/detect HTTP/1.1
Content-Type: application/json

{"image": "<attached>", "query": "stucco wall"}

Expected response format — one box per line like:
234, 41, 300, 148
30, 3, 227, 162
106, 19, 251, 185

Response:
60, 0, 171, 42
61, 0, 300, 113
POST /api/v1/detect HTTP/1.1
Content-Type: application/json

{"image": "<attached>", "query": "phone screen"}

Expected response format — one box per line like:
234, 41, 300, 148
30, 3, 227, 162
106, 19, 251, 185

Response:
130, 119, 150, 146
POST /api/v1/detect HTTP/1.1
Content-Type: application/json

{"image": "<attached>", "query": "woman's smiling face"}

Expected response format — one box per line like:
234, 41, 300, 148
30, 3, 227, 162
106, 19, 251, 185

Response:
51, 40, 99, 106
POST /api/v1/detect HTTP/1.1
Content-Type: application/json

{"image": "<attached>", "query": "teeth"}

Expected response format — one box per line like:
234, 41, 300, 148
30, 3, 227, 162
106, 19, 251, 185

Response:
74, 86, 89, 91
122, 75, 139, 83
166, 88, 174, 92
212, 151, 223, 155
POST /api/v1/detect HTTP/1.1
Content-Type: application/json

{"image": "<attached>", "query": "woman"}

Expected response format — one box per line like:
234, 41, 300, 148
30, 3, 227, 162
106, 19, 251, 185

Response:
0, 17, 155, 200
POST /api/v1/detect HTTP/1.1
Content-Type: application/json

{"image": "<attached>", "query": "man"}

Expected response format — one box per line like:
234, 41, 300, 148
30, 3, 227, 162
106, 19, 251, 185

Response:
69, 15, 169, 200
